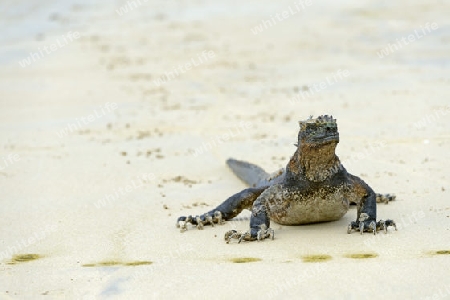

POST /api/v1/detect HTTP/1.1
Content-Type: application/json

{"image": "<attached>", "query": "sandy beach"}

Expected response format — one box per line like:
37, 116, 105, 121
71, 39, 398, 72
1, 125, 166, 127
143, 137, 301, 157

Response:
1, 0, 449, 299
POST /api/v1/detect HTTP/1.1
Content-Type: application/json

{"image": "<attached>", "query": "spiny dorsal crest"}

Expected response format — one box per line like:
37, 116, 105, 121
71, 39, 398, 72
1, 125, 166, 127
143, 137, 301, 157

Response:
298, 115, 336, 130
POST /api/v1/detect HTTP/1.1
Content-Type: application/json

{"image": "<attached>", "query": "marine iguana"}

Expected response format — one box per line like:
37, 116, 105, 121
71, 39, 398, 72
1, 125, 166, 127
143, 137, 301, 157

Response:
177, 115, 397, 243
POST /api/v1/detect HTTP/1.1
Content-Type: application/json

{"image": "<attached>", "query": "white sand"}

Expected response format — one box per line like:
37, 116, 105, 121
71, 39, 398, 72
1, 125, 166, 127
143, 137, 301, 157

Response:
1, 0, 449, 299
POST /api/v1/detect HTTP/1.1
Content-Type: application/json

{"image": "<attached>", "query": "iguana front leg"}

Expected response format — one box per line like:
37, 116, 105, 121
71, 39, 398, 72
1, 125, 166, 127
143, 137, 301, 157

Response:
224, 186, 276, 243
346, 175, 396, 234
176, 186, 268, 232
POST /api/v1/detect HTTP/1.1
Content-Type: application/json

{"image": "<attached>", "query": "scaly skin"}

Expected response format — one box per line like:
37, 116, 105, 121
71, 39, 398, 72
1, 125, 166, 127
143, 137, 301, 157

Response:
177, 115, 397, 242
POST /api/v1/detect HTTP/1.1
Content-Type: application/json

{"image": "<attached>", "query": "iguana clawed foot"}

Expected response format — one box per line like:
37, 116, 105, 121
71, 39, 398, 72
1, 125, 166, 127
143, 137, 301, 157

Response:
347, 213, 397, 235
378, 219, 397, 233
224, 224, 274, 244
176, 211, 224, 232
376, 193, 396, 204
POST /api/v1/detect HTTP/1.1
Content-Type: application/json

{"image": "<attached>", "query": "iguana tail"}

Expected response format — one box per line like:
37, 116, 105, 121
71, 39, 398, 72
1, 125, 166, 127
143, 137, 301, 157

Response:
226, 158, 269, 188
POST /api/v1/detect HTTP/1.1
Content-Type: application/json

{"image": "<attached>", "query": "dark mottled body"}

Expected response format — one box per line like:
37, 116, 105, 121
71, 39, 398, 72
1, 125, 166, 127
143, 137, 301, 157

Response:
177, 115, 396, 242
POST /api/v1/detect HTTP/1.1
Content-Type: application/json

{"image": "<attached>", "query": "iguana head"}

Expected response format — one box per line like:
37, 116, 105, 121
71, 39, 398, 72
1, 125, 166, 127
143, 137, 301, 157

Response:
287, 115, 341, 181
297, 115, 339, 146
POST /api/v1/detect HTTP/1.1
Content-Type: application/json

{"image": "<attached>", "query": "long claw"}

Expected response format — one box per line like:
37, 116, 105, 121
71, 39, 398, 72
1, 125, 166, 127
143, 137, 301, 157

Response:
369, 221, 377, 235
257, 230, 263, 241
224, 230, 235, 243
177, 215, 193, 232
214, 211, 224, 225
238, 231, 248, 243
195, 216, 204, 230
379, 220, 387, 234
347, 221, 357, 234
204, 214, 214, 227
179, 221, 188, 232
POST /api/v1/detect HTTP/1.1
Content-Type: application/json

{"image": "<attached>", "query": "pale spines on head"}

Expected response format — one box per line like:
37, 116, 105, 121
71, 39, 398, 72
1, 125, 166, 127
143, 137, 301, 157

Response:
298, 120, 307, 131
315, 115, 336, 124
298, 115, 337, 130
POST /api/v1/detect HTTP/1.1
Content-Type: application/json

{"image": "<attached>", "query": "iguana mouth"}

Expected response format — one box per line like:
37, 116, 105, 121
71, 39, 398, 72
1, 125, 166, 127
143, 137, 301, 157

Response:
307, 132, 339, 146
